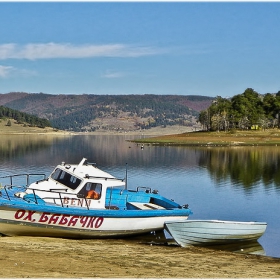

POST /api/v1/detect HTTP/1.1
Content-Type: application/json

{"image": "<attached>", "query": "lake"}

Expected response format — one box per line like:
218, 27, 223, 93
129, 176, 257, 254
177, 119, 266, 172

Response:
0, 134, 279, 258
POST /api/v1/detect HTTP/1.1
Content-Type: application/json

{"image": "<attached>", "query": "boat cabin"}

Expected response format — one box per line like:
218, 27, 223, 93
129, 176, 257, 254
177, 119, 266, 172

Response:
26, 158, 126, 209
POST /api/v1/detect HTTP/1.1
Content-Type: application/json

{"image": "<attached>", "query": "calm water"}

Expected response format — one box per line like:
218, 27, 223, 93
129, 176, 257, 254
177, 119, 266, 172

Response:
0, 134, 279, 258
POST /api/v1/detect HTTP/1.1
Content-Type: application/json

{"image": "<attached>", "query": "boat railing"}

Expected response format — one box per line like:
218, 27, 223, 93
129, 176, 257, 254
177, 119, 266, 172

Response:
0, 183, 88, 209
107, 186, 128, 210
1, 181, 131, 211
1, 184, 16, 200
137, 186, 152, 193
0, 173, 47, 188
3, 185, 123, 211
26, 186, 130, 211
84, 175, 125, 182
0, 184, 27, 201
35, 188, 129, 211
26, 187, 93, 210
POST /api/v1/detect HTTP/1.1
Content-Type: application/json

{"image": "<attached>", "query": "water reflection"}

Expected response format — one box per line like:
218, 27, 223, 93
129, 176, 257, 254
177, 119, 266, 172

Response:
0, 135, 68, 174
0, 135, 53, 158
1, 136, 280, 193
198, 147, 280, 192
0, 134, 68, 160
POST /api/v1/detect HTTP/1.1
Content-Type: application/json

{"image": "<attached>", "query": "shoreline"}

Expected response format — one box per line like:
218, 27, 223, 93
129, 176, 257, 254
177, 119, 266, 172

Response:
0, 125, 195, 136
130, 128, 280, 146
3, 126, 280, 147
0, 235, 279, 278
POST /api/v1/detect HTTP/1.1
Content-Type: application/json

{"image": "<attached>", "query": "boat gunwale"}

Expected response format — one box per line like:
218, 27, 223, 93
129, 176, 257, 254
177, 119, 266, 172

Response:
165, 219, 267, 226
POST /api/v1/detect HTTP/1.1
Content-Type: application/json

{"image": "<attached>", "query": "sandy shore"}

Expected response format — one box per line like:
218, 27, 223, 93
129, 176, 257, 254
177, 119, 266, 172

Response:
89, 125, 195, 136
0, 235, 279, 278
0, 125, 195, 138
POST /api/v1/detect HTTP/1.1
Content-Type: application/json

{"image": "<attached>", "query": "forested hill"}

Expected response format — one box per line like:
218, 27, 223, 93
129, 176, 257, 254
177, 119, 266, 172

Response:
0, 105, 51, 128
0, 92, 213, 132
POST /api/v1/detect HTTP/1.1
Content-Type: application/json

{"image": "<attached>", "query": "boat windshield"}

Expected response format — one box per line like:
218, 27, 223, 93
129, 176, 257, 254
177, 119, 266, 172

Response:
50, 168, 81, 190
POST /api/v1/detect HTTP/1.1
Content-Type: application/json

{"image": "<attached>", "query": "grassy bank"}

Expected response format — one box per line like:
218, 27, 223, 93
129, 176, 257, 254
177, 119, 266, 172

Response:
0, 118, 66, 135
132, 129, 280, 146
0, 121, 193, 136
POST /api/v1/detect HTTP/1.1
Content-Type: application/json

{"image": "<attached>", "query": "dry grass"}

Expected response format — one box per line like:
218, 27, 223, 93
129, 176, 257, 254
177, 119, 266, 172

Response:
0, 118, 64, 134
133, 129, 280, 146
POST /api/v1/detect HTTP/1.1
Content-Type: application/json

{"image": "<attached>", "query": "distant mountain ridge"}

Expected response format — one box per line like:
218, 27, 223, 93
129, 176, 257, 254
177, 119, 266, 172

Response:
0, 92, 213, 132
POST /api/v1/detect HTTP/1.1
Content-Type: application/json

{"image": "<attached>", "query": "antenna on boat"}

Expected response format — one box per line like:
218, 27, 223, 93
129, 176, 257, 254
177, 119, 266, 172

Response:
125, 163, 128, 190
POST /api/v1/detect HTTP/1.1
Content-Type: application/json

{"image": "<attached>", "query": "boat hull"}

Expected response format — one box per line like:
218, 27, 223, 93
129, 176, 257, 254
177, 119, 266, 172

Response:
0, 206, 188, 238
164, 219, 267, 247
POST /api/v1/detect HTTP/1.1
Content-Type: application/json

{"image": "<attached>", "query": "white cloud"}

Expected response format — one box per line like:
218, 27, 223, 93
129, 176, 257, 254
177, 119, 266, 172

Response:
0, 64, 37, 78
0, 43, 165, 60
101, 70, 126, 79
0, 65, 14, 77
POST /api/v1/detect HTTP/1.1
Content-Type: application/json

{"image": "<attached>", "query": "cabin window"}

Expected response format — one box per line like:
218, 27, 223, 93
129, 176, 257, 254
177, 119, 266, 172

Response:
50, 168, 81, 190
79, 182, 102, 200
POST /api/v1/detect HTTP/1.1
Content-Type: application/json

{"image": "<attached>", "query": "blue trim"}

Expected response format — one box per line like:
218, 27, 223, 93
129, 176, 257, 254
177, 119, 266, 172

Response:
0, 185, 192, 218
1, 200, 192, 218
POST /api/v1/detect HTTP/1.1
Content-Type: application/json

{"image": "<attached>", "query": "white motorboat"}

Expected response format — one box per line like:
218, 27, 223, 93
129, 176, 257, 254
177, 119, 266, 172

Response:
0, 158, 192, 238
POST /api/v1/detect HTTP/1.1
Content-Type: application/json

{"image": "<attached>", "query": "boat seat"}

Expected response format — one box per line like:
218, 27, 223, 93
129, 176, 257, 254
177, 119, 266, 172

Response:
128, 202, 165, 210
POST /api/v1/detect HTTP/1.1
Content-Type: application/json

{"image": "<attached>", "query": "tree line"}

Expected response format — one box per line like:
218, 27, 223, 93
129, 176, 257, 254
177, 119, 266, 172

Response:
0, 106, 51, 128
51, 95, 203, 131
198, 88, 280, 131
1, 92, 212, 132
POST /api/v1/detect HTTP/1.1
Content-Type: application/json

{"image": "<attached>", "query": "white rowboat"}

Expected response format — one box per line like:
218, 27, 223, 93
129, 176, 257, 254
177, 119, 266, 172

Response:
164, 219, 267, 247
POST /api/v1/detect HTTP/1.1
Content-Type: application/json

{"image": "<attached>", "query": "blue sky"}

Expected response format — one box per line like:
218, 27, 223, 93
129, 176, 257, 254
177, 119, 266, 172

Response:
0, 2, 280, 97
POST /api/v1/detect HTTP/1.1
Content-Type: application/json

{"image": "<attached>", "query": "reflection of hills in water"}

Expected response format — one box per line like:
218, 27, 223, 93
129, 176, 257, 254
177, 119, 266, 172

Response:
2, 135, 280, 193
0, 135, 64, 160
198, 147, 280, 190
61, 135, 201, 167
43, 136, 280, 192
76, 137, 280, 182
